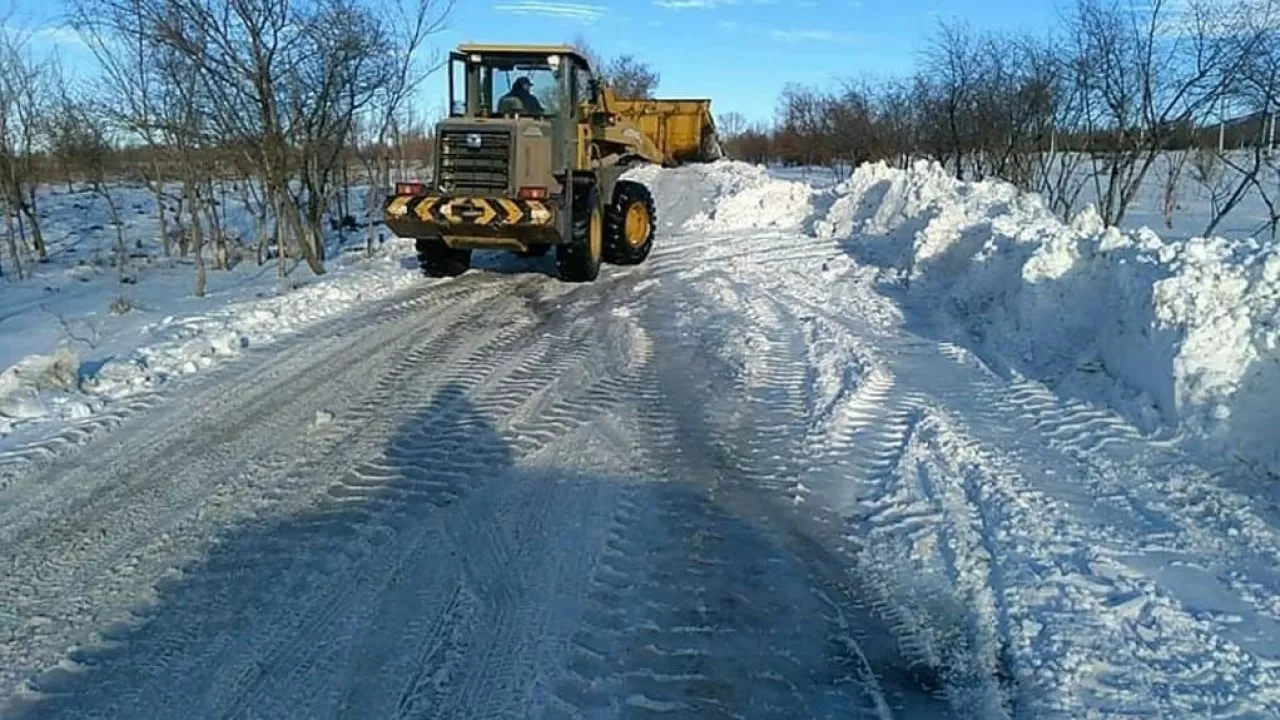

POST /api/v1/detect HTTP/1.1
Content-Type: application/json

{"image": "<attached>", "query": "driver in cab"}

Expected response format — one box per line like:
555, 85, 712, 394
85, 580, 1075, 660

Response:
497, 76, 545, 115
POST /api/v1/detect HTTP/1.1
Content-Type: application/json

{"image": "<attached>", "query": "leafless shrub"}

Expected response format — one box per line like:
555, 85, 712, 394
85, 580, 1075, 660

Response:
108, 295, 134, 315
47, 308, 101, 350
69, 0, 453, 290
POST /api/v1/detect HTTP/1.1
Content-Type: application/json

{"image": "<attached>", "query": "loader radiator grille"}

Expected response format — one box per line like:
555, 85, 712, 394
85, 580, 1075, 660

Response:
437, 129, 511, 194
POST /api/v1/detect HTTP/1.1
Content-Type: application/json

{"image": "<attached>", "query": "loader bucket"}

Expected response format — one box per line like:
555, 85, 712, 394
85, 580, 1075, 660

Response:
610, 98, 722, 165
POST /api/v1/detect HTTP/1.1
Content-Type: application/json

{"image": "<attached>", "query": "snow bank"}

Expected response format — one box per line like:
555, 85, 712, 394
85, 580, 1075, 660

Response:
681, 161, 813, 232
0, 240, 423, 442
815, 160, 1280, 475
624, 160, 813, 234
0, 347, 88, 436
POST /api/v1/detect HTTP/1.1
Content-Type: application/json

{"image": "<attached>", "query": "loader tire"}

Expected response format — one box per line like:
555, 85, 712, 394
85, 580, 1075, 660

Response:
556, 184, 603, 282
604, 181, 655, 266
417, 238, 471, 277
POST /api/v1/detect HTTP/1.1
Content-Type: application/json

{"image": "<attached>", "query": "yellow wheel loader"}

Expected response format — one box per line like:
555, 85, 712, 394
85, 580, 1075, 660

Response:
383, 44, 721, 282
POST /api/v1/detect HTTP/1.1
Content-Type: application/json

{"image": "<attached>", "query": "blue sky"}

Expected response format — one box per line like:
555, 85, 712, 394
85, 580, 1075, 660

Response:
432, 0, 1068, 123
9, 0, 1069, 125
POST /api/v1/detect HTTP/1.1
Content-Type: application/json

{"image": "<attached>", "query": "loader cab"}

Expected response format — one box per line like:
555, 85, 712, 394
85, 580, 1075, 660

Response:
446, 45, 598, 121
436, 44, 602, 204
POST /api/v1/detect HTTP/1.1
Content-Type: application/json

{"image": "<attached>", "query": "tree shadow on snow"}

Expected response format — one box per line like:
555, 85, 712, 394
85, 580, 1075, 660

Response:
4, 381, 972, 720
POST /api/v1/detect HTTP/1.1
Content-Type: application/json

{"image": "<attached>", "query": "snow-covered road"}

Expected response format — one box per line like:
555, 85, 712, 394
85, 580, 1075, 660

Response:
2, 162, 1279, 719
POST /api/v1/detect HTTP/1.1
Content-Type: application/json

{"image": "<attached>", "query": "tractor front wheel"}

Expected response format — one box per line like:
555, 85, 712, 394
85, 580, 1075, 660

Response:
604, 181, 655, 265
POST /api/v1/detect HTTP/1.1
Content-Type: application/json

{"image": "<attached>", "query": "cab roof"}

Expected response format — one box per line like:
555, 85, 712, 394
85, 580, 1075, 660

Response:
455, 44, 590, 65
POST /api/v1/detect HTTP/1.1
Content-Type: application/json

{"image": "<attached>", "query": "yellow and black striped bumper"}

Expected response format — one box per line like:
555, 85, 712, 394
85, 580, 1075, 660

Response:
384, 195, 554, 230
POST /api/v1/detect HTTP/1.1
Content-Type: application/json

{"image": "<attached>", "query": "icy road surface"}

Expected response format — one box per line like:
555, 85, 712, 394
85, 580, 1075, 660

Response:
2, 161, 1279, 719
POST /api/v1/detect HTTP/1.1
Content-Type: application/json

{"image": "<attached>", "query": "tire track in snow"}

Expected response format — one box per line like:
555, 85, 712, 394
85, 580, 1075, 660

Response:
539, 277, 953, 720
0, 277, 544, 710
348, 321, 652, 720
768, 279, 1280, 718
7, 288, 493, 555
901, 339, 1280, 657
215, 306, 647, 718
251, 299, 648, 720
0, 276, 515, 525
202, 312, 552, 719
551, 479, 892, 720
0, 275, 503, 487
725, 285, 1021, 717
619, 231, 1015, 717
7, 284, 533, 715
5, 273, 655, 719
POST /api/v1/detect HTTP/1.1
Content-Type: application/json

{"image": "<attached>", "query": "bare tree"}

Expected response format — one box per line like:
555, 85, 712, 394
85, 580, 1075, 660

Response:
723, 121, 773, 164
1066, 0, 1266, 227
1198, 0, 1280, 237
823, 81, 879, 179
603, 55, 660, 98
874, 77, 924, 168
571, 38, 660, 98
0, 25, 54, 266
63, 97, 131, 278
74, 0, 453, 280
75, 0, 179, 258
926, 21, 984, 179
717, 111, 747, 140
776, 84, 832, 169
571, 35, 603, 71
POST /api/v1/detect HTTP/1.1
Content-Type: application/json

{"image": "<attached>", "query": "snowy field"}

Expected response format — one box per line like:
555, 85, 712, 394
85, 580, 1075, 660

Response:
0, 157, 1278, 719
0, 182, 427, 445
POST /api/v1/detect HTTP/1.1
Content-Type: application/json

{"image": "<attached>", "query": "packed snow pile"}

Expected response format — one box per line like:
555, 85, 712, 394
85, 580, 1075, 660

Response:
0, 347, 86, 436
623, 160, 813, 233
814, 160, 1280, 474
681, 161, 813, 232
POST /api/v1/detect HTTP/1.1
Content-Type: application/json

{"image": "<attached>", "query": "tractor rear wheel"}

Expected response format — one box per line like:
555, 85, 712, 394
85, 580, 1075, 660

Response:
604, 181, 655, 265
416, 238, 471, 277
556, 184, 603, 282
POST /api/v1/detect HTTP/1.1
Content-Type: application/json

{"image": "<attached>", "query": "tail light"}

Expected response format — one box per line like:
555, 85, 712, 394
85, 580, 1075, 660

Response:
518, 186, 548, 200
396, 182, 427, 196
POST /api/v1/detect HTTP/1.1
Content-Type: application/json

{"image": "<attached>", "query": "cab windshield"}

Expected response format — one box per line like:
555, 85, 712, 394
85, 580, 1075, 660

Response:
449, 54, 565, 118
487, 65, 559, 117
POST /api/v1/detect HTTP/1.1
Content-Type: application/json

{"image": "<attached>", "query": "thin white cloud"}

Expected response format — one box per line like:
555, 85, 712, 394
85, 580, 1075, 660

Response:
715, 18, 860, 44
2, 23, 89, 52
655, 0, 727, 7
493, 1, 604, 21
654, 0, 779, 8
769, 28, 860, 43
39, 26, 87, 47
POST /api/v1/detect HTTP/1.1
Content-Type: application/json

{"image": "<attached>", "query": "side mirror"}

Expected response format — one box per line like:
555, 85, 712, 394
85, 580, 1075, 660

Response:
589, 78, 601, 103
